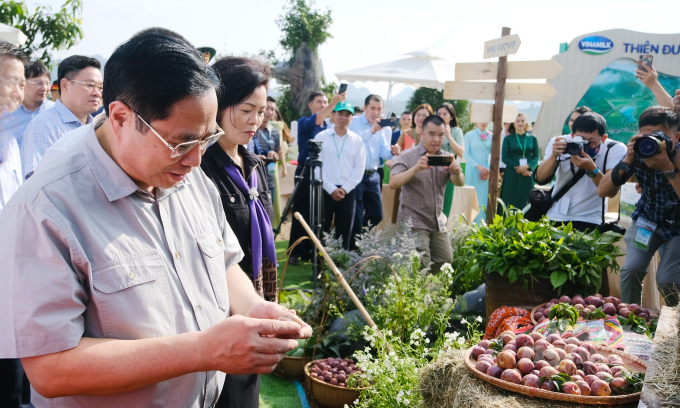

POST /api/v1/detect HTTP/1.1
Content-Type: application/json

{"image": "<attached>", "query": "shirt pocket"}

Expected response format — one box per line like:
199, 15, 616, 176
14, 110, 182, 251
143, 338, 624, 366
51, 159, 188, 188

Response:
221, 192, 248, 208
197, 232, 229, 311
92, 252, 175, 339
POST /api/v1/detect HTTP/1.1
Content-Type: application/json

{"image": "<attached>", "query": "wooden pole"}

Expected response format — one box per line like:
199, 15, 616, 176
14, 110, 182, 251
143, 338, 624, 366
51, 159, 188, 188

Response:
486, 27, 511, 224
293, 212, 378, 329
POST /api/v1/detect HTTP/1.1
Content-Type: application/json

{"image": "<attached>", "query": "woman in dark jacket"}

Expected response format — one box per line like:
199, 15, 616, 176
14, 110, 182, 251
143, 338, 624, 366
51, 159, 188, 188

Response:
200, 56, 277, 407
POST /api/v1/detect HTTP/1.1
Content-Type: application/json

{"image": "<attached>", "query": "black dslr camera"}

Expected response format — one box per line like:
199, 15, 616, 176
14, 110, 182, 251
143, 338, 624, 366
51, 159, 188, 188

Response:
308, 139, 322, 161
565, 136, 589, 156
634, 131, 674, 159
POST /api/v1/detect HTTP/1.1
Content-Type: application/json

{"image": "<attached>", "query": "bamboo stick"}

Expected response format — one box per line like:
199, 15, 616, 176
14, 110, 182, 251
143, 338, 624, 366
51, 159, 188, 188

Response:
293, 212, 377, 329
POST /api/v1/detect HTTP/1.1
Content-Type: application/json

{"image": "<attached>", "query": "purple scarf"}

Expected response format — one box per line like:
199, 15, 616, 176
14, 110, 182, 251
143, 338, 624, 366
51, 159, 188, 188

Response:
222, 162, 277, 278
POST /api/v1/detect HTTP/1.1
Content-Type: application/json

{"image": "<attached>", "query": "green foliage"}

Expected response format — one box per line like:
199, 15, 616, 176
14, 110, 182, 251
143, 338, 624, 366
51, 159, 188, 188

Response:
275, 84, 298, 125
449, 222, 484, 297
406, 87, 473, 133
457, 210, 624, 295
276, 0, 332, 59
617, 313, 658, 339
0, 0, 83, 67
320, 75, 337, 100
548, 302, 579, 326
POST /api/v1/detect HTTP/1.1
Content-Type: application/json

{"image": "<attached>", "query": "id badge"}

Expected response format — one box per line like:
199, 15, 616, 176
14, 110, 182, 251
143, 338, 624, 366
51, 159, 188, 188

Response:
519, 158, 528, 167
487, 154, 491, 166
633, 218, 657, 251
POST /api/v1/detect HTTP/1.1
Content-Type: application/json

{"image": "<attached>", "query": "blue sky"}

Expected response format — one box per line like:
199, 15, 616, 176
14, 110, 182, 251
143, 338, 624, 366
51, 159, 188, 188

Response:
29, 0, 680, 97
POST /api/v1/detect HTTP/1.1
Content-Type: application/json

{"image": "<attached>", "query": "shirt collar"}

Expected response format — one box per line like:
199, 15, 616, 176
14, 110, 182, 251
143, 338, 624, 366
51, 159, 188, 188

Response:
19, 99, 51, 114
55, 99, 93, 126
206, 143, 259, 174
83, 116, 187, 202
359, 113, 371, 127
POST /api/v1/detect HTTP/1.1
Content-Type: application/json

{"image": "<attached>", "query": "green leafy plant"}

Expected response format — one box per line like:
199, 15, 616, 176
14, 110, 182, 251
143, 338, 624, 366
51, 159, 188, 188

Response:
548, 303, 579, 326
583, 307, 608, 321
458, 211, 624, 295
276, 0, 332, 59
0, 0, 83, 67
615, 371, 645, 394
618, 313, 658, 339
406, 87, 472, 133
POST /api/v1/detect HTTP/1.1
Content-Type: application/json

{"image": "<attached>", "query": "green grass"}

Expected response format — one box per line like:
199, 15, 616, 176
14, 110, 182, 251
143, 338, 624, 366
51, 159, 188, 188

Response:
259, 374, 302, 408
276, 240, 314, 290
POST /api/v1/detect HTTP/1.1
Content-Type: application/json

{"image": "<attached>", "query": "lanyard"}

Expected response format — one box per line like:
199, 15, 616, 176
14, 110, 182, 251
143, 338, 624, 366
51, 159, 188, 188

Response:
515, 133, 527, 158
332, 133, 348, 159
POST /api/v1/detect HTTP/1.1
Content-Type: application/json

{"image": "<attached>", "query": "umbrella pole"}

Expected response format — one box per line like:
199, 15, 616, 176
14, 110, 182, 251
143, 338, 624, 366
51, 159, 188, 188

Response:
293, 212, 377, 329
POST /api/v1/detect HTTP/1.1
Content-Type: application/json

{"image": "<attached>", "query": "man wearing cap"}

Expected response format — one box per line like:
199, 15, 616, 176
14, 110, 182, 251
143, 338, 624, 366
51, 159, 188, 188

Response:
314, 101, 365, 250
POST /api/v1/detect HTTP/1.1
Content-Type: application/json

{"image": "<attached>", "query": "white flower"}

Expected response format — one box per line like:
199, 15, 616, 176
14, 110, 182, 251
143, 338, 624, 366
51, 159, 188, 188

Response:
404, 398, 410, 405
476, 315, 483, 323
461, 318, 468, 324
425, 338, 430, 344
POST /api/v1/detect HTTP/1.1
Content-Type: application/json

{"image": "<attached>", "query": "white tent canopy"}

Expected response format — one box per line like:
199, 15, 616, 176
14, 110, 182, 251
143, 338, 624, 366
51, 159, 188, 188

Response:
0, 23, 27, 46
335, 49, 457, 112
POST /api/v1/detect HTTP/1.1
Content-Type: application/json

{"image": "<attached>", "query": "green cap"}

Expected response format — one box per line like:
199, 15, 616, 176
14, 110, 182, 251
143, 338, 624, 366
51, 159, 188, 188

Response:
334, 101, 354, 114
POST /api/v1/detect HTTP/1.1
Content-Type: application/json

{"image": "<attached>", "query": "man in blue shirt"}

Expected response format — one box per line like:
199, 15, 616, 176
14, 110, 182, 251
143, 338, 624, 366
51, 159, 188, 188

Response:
21, 55, 102, 178
287, 90, 345, 264
0, 61, 54, 150
348, 94, 400, 248
599, 106, 680, 307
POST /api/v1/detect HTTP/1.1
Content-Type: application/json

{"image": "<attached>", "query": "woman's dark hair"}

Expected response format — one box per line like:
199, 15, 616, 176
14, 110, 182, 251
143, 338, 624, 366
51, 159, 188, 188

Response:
436, 102, 459, 128
572, 112, 607, 136
25, 60, 50, 79
103, 27, 220, 132
639, 106, 680, 133
411, 103, 434, 129
212, 57, 270, 122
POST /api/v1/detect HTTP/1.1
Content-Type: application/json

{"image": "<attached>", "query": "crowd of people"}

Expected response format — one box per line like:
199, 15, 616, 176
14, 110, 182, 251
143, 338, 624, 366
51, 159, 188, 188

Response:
2, 23, 680, 408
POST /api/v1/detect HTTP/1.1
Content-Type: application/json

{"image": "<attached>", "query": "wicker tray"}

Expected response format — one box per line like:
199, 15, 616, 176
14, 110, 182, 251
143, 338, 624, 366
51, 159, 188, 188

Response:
530, 302, 547, 325
304, 361, 368, 408
464, 345, 646, 405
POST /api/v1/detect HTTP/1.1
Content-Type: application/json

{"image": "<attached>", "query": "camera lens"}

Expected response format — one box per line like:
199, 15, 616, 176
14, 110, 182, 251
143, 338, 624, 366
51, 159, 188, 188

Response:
634, 137, 662, 159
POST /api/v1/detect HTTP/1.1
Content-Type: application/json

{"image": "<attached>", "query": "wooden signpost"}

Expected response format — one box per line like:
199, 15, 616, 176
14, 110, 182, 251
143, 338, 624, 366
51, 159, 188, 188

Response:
444, 28, 561, 224
469, 103, 518, 124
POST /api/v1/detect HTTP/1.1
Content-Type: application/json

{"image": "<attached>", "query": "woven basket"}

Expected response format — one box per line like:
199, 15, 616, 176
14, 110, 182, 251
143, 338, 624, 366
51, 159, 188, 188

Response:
530, 302, 548, 325
304, 361, 368, 408
464, 345, 646, 405
273, 355, 311, 380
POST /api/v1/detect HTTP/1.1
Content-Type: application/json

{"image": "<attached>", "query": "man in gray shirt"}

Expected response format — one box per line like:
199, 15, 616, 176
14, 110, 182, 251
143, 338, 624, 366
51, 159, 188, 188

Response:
0, 28, 310, 408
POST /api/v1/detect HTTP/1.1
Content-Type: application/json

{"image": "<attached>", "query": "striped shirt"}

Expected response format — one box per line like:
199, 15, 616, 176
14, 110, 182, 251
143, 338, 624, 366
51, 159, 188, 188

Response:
21, 99, 93, 178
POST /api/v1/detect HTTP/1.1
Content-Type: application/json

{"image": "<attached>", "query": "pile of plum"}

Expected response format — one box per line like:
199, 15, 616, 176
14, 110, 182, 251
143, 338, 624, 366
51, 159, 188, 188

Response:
308, 357, 364, 388
471, 331, 638, 396
533, 294, 656, 323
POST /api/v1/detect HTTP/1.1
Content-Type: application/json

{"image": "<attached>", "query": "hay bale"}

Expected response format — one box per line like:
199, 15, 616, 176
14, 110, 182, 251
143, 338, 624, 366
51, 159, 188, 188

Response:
643, 304, 680, 407
419, 349, 639, 408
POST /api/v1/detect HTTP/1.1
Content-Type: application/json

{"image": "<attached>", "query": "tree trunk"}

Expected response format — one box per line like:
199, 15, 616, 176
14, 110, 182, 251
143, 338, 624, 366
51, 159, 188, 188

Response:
272, 42, 322, 116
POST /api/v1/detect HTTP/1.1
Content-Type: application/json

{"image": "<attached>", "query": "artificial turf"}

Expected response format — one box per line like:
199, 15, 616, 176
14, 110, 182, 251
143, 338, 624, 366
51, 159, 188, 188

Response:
275, 240, 314, 290
259, 374, 303, 408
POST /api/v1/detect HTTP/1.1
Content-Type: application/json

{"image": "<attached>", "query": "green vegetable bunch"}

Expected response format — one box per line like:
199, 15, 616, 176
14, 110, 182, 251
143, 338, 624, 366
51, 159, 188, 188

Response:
458, 211, 624, 295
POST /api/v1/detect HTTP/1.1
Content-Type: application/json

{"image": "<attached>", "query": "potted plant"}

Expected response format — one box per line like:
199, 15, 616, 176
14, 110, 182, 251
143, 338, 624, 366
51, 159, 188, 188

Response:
456, 211, 624, 319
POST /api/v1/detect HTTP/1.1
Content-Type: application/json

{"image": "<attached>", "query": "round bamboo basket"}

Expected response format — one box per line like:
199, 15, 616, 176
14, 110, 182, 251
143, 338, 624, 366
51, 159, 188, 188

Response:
304, 361, 368, 408
273, 355, 311, 380
530, 302, 548, 325
464, 345, 646, 405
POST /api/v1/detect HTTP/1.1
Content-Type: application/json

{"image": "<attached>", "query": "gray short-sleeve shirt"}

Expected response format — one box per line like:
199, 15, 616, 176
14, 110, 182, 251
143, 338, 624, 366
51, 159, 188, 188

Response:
0, 120, 244, 408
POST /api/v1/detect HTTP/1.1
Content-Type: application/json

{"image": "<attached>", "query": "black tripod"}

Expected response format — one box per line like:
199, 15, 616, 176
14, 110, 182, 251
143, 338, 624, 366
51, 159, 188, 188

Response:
273, 140, 324, 284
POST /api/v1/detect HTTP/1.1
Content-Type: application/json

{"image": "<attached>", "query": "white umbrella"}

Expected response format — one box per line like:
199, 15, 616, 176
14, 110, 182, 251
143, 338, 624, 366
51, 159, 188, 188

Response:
0, 23, 27, 46
335, 49, 457, 111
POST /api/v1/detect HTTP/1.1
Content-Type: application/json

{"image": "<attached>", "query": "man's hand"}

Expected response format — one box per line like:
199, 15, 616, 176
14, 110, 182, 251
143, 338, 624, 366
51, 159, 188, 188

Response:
330, 92, 346, 108
448, 157, 462, 175
477, 165, 489, 180
197, 314, 303, 375
571, 149, 596, 171
636, 64, 659, 89
674, 89, 680, 115
331, 188, 346, 201
243, 301, 313, 339
414, 154, 430, 173
370, 120, 382, 135
642, 143, 676, 171
391, 144, 401, 155
552, 137, 567, 158
624, 134, 642, 164
267, 151, 279, 161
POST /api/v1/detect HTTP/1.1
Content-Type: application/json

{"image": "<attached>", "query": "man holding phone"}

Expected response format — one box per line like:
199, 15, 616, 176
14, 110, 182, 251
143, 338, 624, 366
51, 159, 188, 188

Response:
348, 94, 400, 248
389, 115, 463, 273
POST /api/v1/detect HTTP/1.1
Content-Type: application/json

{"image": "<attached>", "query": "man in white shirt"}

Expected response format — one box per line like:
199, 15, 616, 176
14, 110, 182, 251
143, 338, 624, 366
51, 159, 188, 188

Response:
535, 112, 626, 231
315, 101, 366, 250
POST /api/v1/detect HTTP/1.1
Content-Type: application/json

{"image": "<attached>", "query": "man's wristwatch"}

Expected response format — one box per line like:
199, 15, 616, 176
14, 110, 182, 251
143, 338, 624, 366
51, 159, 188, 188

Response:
664, 168, 678, 180
586, 167, 600, 178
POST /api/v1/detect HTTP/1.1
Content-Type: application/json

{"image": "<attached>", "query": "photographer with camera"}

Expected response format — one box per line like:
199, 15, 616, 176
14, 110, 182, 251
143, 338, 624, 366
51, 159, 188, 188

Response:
598, 106, 680, 307
534, 112, 626, 232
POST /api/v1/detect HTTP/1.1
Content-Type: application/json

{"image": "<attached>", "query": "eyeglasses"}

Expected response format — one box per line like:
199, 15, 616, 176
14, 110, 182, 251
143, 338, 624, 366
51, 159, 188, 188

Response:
135, 113, 224, 158
69, 79, 104, 93
27, 80, 51, 87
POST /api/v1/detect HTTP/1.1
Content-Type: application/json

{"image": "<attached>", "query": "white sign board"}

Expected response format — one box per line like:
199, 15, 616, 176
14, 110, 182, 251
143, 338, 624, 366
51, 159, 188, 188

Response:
444, 81, 557, 102
469, 103, 518, 123
483, 34, 521, 59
